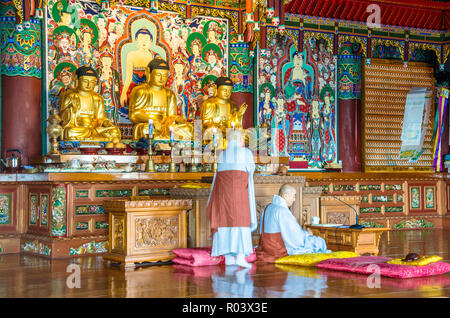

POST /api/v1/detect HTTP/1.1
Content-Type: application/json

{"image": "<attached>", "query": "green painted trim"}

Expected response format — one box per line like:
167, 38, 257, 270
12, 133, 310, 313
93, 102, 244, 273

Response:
372, 30, 389, 37
410, 34, 426, 41
303, 23, 319, 30
319, 25, 335, 31
351, 29, 369, 35
389, 33, 405, 39
338, 27, 354, 33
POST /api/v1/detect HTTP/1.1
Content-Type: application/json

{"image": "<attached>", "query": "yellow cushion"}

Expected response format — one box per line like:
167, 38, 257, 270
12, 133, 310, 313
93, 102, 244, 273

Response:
180, 183, 211, 189
275, 264, 322, 278
275, 251, 359, 266
386, 255, 443, 266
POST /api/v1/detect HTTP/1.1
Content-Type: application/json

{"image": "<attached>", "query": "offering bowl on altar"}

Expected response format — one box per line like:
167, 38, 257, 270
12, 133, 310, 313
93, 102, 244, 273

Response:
106, 148, 125, 155
135, 148, 148, 156
79, 147, 100, 155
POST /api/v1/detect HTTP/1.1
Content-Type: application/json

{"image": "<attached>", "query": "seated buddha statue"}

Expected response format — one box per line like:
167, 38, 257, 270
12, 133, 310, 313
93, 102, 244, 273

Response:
59, 66, 121, 141
200, 76, 247, 145
128, 59, 193, 140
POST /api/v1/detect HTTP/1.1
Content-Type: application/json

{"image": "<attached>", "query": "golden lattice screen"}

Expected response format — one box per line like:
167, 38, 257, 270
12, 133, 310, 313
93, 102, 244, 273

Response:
362, 58, 435, 172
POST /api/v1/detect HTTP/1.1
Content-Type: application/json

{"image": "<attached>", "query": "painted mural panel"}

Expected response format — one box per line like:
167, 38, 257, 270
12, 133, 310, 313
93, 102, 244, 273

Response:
258, 29, 337, 169
0, 195, 11, 225
46, 0, 229, 130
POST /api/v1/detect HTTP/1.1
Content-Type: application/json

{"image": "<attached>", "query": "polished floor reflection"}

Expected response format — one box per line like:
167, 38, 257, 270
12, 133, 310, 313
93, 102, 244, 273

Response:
0, 230, 449, 298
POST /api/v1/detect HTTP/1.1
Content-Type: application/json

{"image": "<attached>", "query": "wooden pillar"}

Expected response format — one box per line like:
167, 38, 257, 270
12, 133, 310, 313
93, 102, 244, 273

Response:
1, 76, 42, 164
337, 42, 362, 172
338, 99, 362, 172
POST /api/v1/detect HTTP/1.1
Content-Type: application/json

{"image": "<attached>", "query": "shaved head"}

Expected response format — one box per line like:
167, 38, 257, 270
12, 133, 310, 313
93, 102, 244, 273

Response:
279, 184, 296, 197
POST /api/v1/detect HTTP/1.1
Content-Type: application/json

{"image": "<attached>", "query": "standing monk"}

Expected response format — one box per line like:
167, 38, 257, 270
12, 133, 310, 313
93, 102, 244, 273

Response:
206, 129, 257, 268
256, 184, 330, 263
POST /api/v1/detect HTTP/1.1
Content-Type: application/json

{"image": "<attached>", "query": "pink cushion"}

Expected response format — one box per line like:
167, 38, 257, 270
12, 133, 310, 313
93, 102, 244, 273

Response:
172, 247, 256, 266
317, 268, 450, 289
316, 256, 450, 278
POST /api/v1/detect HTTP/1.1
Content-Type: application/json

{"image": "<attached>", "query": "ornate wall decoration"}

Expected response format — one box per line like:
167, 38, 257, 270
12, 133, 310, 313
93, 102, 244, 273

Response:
46, 0, 229, 129
95, 189, 132, 198
190, 5, 238, 33
75, 190, 89, 198
360, 220, 384, 228
0, 17, 42, 78
113, 217, 124, 251
0, 194, 11, 225
69, 240, 108, 255
229, 33, 253, 93
29, 194, 38, 225
258, 30, 337, 169
138, 188, 170, 196
22, 240, 52, 255
424, 186, 436, 209
337, 41, 362, 100
385, 206, 403, 212
40, 194, 49, 226
75, 221, 89, 230
75, 204, 105, 215
135, 216, 178, 248
408, 42, 441, 64
371, 38, 405, 61
409, 186, 421, 209
51, 185, 67, 237
95, 221, 109, 229
393, 219, 434, 229
338, 35, 367, 58
157, 1, 187, 17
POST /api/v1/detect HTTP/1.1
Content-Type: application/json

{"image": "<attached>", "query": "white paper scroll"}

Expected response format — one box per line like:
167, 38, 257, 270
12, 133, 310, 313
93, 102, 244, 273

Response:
399, 87, 431, 162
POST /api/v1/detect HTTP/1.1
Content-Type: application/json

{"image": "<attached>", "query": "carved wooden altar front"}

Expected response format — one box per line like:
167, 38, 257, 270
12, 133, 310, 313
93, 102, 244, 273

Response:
103, 198, 192, 270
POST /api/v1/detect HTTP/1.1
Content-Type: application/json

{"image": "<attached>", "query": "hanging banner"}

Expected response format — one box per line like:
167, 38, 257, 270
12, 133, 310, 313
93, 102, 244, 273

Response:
433, 88, 449, 172
399, 87, 431, 162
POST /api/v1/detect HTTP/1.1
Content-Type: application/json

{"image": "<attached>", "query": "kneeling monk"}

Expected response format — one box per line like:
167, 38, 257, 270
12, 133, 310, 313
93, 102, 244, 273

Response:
256, 184, 330, 263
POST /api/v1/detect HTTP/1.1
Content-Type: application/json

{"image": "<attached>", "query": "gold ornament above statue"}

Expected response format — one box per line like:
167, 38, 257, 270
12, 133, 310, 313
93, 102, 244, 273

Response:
128, 58, 193, 140
200, 76, 247, 145
59, 66, 122, 141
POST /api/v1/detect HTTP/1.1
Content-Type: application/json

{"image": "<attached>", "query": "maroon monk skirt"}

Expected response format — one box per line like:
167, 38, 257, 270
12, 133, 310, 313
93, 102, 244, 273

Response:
206, 170, 251, 236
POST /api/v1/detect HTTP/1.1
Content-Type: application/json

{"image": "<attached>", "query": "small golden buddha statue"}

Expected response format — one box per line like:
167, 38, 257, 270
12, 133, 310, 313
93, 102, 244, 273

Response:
59, 66, 121, 141
200, 76, 247, 144
128, 59, 193, 140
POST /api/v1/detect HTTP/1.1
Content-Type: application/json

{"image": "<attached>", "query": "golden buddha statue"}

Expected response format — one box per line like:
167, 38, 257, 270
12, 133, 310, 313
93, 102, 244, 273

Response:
59, 66, 121, 141
128, 59, 193, 140
200, 76, 247, 144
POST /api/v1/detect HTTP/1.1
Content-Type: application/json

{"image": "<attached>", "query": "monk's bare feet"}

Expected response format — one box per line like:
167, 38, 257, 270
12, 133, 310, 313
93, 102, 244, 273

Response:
236, 254, 251, 268
225, 254, 236, 265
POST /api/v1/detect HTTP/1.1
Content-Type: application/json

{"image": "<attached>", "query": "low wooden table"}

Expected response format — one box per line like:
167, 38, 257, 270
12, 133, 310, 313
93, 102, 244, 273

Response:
103, 198, 192, 270
305, 225, 389, 256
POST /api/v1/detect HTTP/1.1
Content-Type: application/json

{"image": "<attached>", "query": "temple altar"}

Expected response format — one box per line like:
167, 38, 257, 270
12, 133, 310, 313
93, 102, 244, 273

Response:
0, 0, 448, 264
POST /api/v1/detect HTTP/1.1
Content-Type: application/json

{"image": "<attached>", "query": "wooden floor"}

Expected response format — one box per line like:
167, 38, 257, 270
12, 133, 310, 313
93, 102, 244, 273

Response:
0, 230, 449, 298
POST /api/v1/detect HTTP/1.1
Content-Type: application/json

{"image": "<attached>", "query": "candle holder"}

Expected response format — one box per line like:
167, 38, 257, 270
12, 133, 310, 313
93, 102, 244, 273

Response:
144, 134, 155, 172
169, 141, 177, 173
190, 150, 198, 173
211, 142, 218, 172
